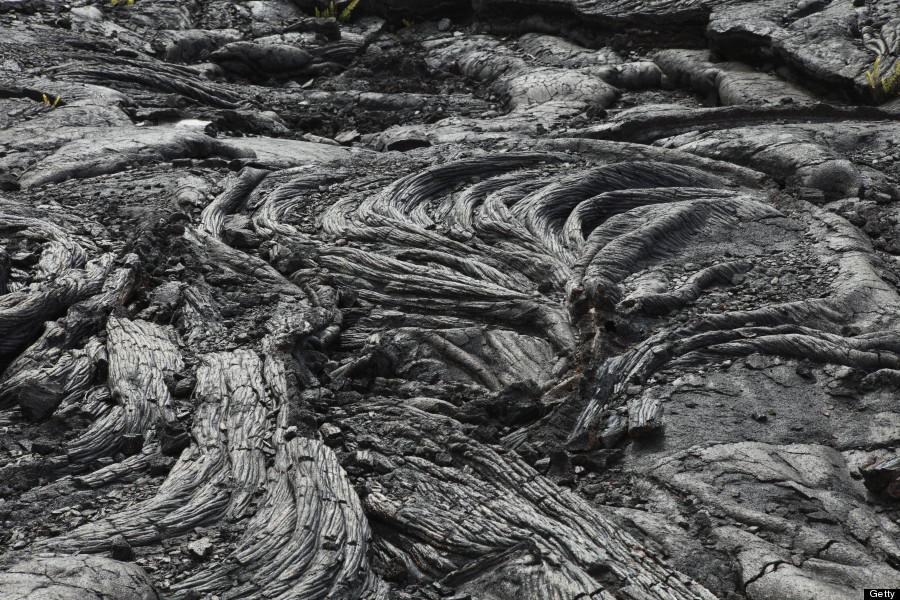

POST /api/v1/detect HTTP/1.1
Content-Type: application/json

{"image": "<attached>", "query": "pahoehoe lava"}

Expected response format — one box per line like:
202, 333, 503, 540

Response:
2, 0, 900, 599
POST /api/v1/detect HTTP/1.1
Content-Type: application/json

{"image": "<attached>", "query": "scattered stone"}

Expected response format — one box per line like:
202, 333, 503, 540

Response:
172, 375, 196, 398
186, 537, 213, 561
110, 535, 135, 561
860, 456, 900, 496
334, 130, 361, 145
320, 423, 343, 445
120, 434, 144, 456
159, 423, 191, 457
148, 455, 176, 477
627, 397, 664, 438
745, 354, 768, 370
301, 133, 341, 146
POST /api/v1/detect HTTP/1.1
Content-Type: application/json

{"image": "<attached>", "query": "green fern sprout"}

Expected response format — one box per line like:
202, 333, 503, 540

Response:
882, 62, 900, 94
315, 0, 358, 21
339, 0, 359, 21
41, 93, 61, 108
866, 55, 881, 91
865, 55, 900, 101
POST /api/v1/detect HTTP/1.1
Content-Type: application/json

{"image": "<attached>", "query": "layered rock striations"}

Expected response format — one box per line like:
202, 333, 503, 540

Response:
1, 0, 900, 599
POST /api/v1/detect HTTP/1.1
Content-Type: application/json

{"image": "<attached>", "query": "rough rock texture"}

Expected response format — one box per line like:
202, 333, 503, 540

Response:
2, 1, 900, 600
0, 554, 161, 600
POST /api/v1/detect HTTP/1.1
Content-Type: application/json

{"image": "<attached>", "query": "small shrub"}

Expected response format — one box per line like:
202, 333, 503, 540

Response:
41, 94, 60, 107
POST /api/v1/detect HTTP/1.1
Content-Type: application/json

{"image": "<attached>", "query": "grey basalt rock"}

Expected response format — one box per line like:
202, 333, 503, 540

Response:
655, 49, 816, 105
476, 0, 876, 99
0, 555, 161, 600
2, 1, 900, 600
17, 128, 255, 188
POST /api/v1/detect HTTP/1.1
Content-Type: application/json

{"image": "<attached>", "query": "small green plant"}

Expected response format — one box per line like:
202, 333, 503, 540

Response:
110, 0, 136, 6
401, 18, 414, 27
339, 0, 359, 21
41, 93, 60, 107
315, 0, 359, 22
865, 55, 900, 101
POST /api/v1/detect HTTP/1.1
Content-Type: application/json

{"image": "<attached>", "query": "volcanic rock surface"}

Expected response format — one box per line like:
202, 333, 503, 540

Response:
2, 0, 900, 599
